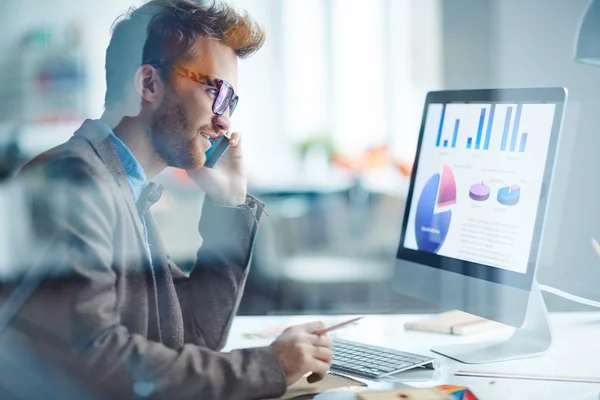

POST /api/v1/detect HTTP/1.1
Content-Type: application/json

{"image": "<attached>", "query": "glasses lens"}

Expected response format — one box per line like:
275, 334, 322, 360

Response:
213, 82, 233, 116
229, 95, 238, 116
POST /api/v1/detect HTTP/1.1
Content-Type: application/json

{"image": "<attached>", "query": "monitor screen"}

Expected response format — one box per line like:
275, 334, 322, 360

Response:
397, 88, 567, 290
403, 102, 556, 274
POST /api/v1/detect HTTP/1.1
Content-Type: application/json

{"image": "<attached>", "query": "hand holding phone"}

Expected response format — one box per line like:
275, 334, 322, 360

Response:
189, 132, 246, 205
204, 135, 230, 168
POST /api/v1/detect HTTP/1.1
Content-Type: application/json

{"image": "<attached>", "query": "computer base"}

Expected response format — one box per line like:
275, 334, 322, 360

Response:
431, 282, 552, 364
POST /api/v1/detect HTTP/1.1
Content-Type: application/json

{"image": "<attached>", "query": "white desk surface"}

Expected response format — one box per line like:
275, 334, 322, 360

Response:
224, 312, 600, 400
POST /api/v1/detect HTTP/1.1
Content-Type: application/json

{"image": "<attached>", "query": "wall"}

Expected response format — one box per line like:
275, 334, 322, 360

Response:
441, 0, 494, 89
0, 0, 145, 120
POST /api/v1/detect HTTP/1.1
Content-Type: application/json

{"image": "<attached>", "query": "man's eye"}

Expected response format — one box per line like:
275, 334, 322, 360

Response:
207, 88, 218, 97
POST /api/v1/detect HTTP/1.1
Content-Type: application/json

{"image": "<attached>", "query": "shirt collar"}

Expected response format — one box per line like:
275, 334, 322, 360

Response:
96, 119, 149, 203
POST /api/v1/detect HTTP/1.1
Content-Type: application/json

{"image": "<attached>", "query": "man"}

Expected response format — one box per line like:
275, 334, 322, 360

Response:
0, 1, 332, 399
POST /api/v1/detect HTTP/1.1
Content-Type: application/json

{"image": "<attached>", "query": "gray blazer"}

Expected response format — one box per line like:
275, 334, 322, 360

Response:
0, 120, 286, 399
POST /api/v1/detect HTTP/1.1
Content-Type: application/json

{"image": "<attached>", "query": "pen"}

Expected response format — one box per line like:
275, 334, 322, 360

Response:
314, 316, 364, 335
306, 317, 364, 384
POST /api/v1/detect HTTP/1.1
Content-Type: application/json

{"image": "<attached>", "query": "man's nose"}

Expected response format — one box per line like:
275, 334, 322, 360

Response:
213, 113, 230, 135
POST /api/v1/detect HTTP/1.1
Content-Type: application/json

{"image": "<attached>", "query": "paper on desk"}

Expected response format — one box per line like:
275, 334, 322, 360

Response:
569, 389, 600, 400
404, 310, 506, 335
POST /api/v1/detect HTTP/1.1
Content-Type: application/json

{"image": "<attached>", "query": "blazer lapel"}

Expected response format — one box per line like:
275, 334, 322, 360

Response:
72, 120, 164, 343
72, 120, 147, 248
144, 213, 184, 348
72, 119, 184, 348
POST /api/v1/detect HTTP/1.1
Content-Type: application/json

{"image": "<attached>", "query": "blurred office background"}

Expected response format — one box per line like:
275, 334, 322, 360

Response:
0, 0, 599, 316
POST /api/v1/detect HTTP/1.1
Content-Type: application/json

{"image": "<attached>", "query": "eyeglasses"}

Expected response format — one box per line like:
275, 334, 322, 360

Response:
146, 61, 239, 117
175, 66, 238, 117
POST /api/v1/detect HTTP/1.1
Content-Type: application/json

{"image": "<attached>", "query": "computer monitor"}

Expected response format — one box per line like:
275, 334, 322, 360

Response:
393, 88, 567, 364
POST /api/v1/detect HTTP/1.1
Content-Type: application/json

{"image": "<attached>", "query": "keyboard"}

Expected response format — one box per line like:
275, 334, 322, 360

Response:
331, 338, 439, 380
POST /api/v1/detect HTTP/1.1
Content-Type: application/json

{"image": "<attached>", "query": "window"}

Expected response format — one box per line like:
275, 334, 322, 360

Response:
232, 0, 442, 173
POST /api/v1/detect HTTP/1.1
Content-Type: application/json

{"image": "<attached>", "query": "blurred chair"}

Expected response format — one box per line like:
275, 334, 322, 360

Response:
250, 188, 397, 314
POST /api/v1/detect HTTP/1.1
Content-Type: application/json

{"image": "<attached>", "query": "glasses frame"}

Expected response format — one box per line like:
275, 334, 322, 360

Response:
146, 60, 239, 117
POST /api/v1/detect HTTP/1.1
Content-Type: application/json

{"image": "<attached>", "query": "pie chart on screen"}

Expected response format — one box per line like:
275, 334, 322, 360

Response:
497, 184, 521, 206
415, 165, 456, 253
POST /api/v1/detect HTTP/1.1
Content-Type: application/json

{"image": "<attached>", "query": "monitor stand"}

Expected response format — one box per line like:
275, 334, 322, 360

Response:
431, 281, 552, 364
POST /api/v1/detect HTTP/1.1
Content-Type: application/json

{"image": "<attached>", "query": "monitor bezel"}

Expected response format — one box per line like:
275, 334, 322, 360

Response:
396, 87, 567, 292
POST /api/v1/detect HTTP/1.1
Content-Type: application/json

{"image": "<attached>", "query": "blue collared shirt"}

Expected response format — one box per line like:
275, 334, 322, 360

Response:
97, 120, 152, 262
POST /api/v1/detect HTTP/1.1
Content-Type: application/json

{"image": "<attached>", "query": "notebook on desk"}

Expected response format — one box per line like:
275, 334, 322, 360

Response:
404, 310, 505, 335
267, 373, 367, 400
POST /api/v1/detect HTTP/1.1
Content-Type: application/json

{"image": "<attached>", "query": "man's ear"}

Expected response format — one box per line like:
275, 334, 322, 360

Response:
134, 64, 164, 103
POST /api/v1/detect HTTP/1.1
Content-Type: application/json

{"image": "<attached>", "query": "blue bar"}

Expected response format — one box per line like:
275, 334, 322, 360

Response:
510, 104, 523, 151
483, 104, 496, 150
501, 107, 513, 151
475, 108, 486, 149
436, 104, 446, 147
519, 133, 528, 152
452, 119, 460, 148
467, 138, 473, 149
443, 140, 449, 147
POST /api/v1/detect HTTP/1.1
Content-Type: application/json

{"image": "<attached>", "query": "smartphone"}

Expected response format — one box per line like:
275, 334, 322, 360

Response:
204, 135, 230, 168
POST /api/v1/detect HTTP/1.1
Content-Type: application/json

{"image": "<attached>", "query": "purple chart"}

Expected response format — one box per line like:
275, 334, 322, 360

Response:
469, 182, 491, 201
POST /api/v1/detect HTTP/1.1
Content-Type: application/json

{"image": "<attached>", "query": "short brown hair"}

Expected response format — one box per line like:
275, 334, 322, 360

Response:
104, 0, 266, 108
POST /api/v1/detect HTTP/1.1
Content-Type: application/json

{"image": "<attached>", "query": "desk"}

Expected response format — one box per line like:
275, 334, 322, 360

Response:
224, 313, 600, 400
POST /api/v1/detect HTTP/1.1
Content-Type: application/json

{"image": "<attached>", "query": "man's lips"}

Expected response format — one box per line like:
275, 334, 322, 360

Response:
197, 133, 213, 148
200, 131, 218, 140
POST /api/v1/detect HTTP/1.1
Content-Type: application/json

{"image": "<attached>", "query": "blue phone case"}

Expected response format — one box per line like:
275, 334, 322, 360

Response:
204, 136, 230, 168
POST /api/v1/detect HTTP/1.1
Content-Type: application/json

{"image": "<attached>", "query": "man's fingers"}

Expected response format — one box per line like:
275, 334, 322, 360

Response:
307, 334, 332, 348
299, 321, 326, 334
285, 321, 326, 335
229, 131, 241, 147
308, 359, 330, 377
311, 346, 333, 363
219, 132, 242, 166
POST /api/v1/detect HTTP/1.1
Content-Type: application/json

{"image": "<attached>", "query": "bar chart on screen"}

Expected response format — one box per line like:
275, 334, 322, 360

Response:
432, 102, 555, 155
406, 100, 557, 273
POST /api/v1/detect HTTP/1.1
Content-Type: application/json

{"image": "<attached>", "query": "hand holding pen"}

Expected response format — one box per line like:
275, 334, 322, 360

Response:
269, 317, 364, 386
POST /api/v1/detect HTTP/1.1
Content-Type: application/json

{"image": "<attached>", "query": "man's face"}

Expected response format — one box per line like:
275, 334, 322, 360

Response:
149, 38, 239, 170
